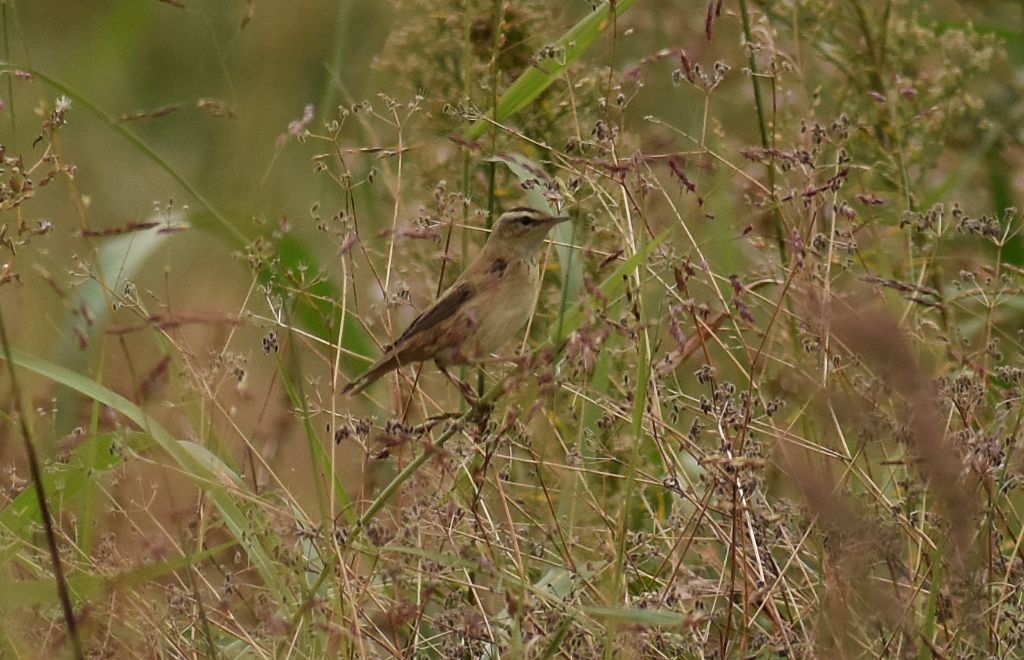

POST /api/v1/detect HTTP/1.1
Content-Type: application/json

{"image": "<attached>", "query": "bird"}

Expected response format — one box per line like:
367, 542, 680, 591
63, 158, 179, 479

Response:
343, 207, 570, 396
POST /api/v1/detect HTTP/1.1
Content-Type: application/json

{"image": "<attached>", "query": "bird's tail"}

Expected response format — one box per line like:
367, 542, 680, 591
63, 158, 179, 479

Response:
342, 354, 401, 396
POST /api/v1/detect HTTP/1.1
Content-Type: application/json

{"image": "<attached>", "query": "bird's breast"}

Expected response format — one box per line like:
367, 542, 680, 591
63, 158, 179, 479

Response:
450, 258, 542, 362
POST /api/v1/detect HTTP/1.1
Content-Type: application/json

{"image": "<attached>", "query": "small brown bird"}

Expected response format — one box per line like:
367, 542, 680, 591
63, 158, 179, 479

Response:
344, 207, 570, 396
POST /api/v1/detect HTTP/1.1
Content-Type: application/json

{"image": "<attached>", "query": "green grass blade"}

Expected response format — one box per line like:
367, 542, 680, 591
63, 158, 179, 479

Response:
8, 65, 373, 362
607, 256, 652, 651
274, 350, 353, 524
53, 223, 176, 435
463, 0, 639, 140
0, 348, 293, 605
549, 227, 669, 344
584, 606, 686, 627
0, 541, 234, 609
540, 615, 577, 659
273, 233, 374, 369
0, 64, 245, 244
77, 372, 106, 557
0, 432, 152, 565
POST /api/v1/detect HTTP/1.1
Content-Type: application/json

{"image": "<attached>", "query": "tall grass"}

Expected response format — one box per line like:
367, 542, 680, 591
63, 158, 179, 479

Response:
1, 0, 1023, 657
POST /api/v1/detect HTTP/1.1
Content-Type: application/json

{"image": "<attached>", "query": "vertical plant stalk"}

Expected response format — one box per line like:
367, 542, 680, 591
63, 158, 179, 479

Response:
603, 180, 653, 655
605, 294, 651, 657
737, 0, 787, 264
2, 2, 16, 143
456, 0, 475, 280
356, 385, 503, 529
480, 0, 504, 397
0, 311, 83, 659
486, 0, 504, 230
553, 220, 577, 345
276, 346, 331, 526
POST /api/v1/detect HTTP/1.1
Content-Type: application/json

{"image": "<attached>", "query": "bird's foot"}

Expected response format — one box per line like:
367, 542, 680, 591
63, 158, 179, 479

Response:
417, 411, 460, 432
437, 364, 485, 409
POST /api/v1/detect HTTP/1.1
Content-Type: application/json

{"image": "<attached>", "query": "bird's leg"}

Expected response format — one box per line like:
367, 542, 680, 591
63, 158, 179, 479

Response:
413, 411, 461, 433
437, 363, 480, 407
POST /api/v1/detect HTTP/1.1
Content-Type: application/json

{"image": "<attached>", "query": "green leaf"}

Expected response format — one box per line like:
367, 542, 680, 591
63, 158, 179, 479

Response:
54, 222, 178, 434
463, 0, 639, 140
275, 233, 374, 369
0, 431, 151, 564
1, 65, 245, 244
549, 227, 670, 344
0, 541, 234, 609
583, 606, 687, 627
274, 350, 353, 525
378, 545, 605, 609
541, 615, 577, 659
10, 64, 373, 373
0, 349, 294, 606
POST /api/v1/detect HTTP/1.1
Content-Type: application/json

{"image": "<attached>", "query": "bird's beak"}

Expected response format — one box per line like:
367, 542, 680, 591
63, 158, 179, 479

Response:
545, 214, 571, 225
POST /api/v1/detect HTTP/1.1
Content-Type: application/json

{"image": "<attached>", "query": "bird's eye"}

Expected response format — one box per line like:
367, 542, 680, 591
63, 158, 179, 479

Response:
518, 217, 532, 226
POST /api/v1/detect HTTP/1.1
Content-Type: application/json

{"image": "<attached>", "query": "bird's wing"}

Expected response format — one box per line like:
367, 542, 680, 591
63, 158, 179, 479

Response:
387, 281, 475, 351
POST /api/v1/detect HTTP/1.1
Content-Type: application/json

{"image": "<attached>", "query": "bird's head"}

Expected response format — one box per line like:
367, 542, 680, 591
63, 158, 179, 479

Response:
487, 207, 570, 253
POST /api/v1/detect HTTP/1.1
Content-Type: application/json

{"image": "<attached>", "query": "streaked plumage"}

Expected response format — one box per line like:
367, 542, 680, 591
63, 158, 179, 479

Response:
344, 207, 569, 395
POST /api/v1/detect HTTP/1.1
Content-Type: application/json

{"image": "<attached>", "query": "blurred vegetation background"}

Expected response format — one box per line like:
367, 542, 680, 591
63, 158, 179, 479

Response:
2, 0, 1024, 657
